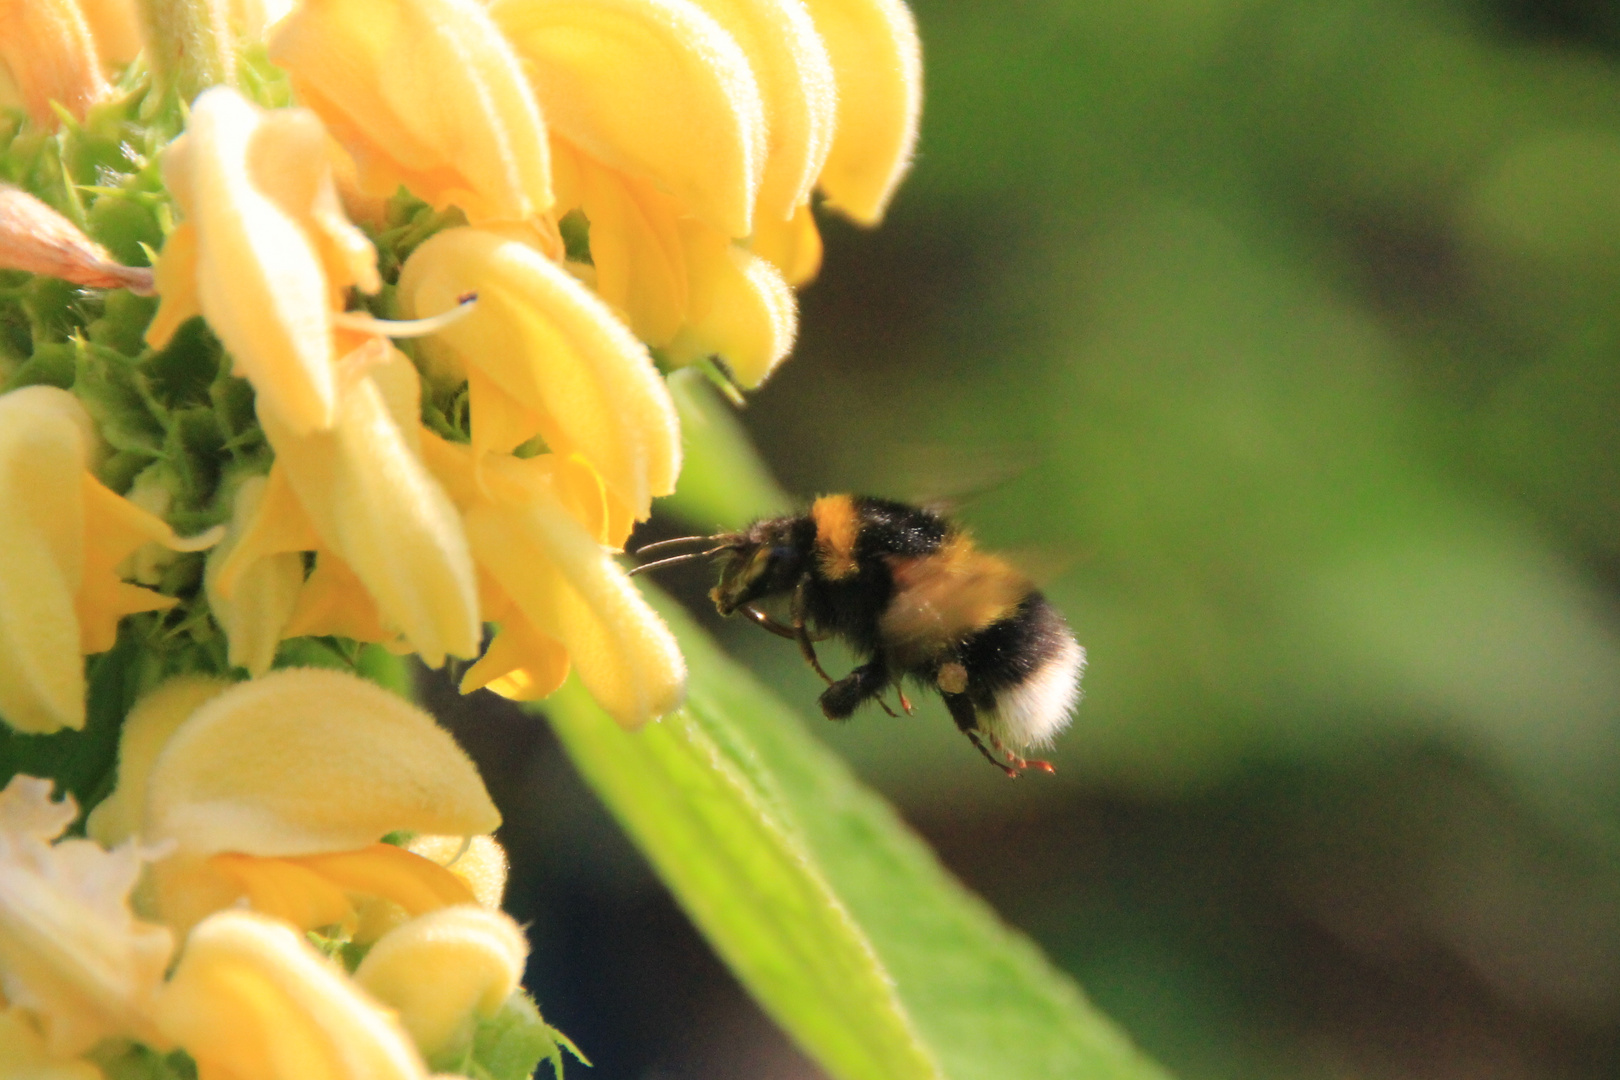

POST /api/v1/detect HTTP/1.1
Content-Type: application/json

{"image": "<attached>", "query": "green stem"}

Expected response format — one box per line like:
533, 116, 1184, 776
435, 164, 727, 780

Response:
136, 0, 235, 104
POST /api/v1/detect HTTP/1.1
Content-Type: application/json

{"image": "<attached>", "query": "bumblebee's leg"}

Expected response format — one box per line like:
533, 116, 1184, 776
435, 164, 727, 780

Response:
820, 660, 891, 720
987, 732, 1056, 775
740, 605, 798, 640
791, 577, 835, 685
942, 693, 1018, 779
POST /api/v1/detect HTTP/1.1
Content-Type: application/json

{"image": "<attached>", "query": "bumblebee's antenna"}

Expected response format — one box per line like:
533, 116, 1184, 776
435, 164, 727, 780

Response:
626, 546, 731, 577
630, 534, 720, 557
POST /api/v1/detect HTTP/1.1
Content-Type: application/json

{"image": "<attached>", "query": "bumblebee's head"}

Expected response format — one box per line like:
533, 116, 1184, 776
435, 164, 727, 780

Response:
709, 518, 808, 616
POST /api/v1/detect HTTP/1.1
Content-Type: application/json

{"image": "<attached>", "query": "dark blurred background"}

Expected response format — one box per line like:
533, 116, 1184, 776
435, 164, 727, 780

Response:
432, 1, 1620, 1076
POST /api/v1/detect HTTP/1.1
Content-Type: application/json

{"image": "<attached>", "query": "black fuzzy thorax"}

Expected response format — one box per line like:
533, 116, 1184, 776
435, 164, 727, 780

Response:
801, 498, 949, 656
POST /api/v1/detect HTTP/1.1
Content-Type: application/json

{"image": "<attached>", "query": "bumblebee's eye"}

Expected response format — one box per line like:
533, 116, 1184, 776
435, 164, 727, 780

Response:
770, 545, 795, 563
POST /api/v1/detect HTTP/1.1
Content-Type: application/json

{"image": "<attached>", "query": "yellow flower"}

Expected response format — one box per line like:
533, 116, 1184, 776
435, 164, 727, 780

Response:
396, 227, 681, 527
208, 340, 481, 668
355, 905, 528, 1060
421, 432, 687, 729
491, 0, 800, 382
268, 0, 553, 226
85, 670, 500, 936
0, 0, 111, 126
799, 0, 922, 226
0, 387, 217, 735
490, 0, 769, 239
147, 86, 381, 436
255, 342, 482, 667
0, 776, 173, 1057
155, 910, 429, 1080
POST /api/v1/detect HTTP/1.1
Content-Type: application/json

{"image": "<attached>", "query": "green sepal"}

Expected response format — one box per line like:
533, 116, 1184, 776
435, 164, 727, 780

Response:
431, 990, 588, 1080
91, 1042, 198, 1080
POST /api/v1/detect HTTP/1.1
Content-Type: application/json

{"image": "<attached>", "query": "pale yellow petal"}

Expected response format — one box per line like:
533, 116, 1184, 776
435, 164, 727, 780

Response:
667, 221, 797, 387
0, 0, 110, 125
0, 389, 89, 733
259, 347, 481, 666
269, 0, 552, 224
355, 906, 527, 1059
493, 0, 765, 237
85, 676, 233, 848
156, 910, 428, 1080
398, 227, 681, 520
0, 777, 173, 1056
158, 89, 340, 434
143, 668, 501, 856
406, 835, 508, 910
802, 0, 921, 224
205, 478, 305, 677
210, 466, 321, 600
463, 467, 685, 728
682, 0, 837, 224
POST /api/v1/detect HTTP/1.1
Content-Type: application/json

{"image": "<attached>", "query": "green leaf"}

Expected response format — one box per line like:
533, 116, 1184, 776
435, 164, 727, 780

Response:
543, 592, 1172, 1080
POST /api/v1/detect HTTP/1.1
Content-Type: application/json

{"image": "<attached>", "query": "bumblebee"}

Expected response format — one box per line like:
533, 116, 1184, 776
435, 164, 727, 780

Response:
632, 495, 1085, 777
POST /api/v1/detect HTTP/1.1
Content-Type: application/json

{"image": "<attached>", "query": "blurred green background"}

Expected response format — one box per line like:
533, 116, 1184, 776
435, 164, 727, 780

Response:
444, 1, 1620, 1076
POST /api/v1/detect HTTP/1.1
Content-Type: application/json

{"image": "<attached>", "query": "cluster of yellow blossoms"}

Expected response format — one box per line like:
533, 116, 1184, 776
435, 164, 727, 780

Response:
0, 0, 919, 1077
0, 0, 920, 1075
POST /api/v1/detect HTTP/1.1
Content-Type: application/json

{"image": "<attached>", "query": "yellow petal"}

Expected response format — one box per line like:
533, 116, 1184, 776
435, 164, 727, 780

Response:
0, 0, 110, 125
207, 844, 476, 935
76, 473, 220, 656
85, 676, 234, 848
397, 227, 681, 521
0, 1007, 102, 1080
210, 467, 321, 600
208, 854, 357, 932
667, 221, 797, 387
150, 88, 380, 435
750, 199, 822, 286
355, 906, 527, 1059
155, 910, 428, 1080
78, 0, 142, 67
0, 777, 173, 1056
0, 388, 90, 734
205, 478, 305, 677
493, 0, 766, 237
457, 610, 570, 702
143, 668, 501, 856
258, 345, 481, 666
269, 0, 552, 224
281, 550, 398, 645
801, 0, 921, 224
462, 458, 685, 728
405, 835, 508, 911
681, 0, 837, 224
555, 139, 688, 347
